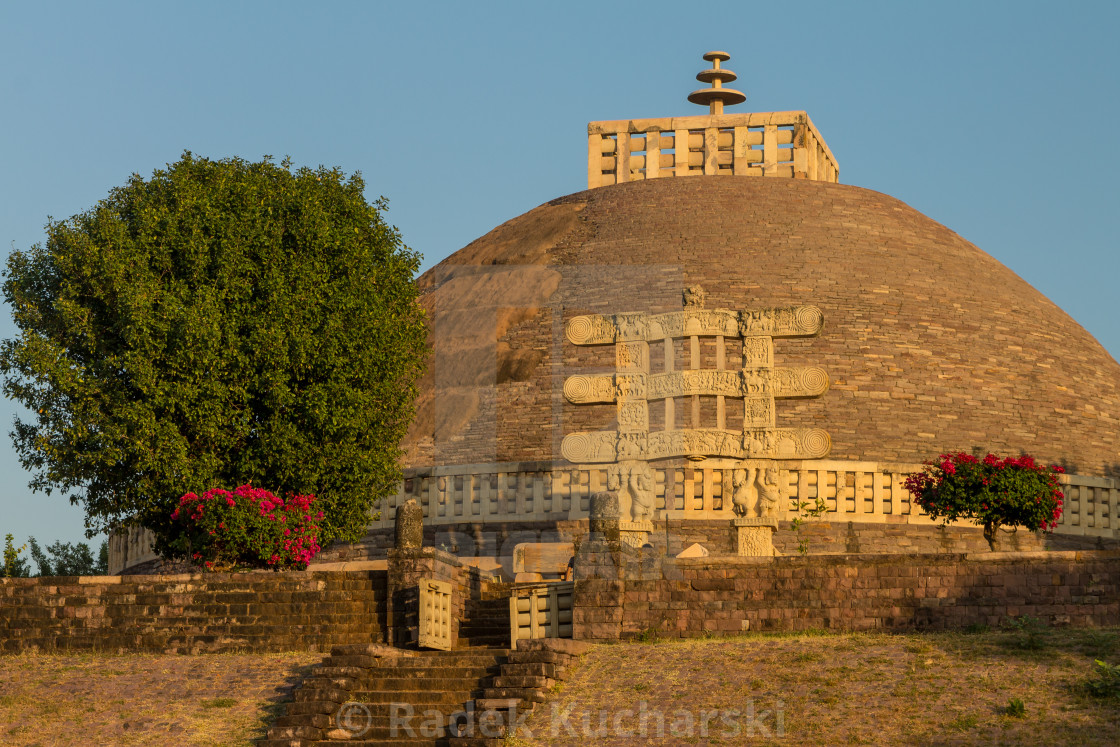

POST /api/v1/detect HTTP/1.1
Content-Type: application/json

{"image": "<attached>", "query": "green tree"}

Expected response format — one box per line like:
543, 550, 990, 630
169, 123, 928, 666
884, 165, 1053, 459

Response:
3, 533, 30, 577
1, 153, 427, 552
27, 537, 108, 576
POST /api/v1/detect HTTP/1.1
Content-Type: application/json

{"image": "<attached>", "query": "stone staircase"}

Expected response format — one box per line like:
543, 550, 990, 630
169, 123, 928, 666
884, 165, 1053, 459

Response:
447, 638, 590, 745
258, 580, 589, 747
258, 645, 509, 746
457, 596, 510, 648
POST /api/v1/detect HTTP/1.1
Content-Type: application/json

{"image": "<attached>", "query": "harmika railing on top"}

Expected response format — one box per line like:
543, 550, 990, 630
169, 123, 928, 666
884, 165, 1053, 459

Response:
383, 459, 1117, 540
587, 111, 839, 188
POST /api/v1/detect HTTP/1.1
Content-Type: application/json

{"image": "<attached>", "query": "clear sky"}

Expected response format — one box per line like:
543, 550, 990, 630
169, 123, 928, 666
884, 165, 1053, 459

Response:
1, 1, 1117, 549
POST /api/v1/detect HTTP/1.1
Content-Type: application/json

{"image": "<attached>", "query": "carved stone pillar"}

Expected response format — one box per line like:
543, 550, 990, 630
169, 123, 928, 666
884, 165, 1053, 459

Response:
733, 516, 778, 557
588, 491, 621, 544
395, 498, 424, 550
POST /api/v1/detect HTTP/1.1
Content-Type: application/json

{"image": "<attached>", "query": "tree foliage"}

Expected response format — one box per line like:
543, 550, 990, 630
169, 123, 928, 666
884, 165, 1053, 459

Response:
3, 534, 29, 578
904, 452, 1064, 548
27, 537, 108, 576
1, 153, 427, 549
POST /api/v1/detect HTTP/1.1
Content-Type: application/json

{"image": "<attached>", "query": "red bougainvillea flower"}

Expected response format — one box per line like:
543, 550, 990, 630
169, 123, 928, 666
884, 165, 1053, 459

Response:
172, 484, 322, 571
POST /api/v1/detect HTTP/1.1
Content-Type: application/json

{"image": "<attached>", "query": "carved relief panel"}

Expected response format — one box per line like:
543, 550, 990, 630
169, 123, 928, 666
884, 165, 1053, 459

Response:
561, 288, 831, 476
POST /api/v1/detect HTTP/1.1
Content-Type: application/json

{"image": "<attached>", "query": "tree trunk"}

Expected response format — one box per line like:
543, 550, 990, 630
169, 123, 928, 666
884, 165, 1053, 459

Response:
983, 522, 1001, 551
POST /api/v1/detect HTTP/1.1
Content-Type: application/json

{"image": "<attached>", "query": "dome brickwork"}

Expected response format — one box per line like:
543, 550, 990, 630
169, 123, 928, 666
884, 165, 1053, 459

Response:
405, 176, 1120, 477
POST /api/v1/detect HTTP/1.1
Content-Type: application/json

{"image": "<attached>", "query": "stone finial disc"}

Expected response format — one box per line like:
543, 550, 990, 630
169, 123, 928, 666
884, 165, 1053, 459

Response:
688, 87, 747, 107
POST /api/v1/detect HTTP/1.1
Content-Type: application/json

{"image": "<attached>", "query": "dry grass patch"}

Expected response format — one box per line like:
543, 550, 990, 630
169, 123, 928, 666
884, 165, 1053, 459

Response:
514, 626, 1120, 745
0, 651, 320, 746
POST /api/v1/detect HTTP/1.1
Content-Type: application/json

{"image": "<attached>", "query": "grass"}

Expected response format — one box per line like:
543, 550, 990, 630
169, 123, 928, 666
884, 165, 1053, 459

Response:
0, 651, 319, 746
514, 626, 1120, 745
3, 626, 1119, 745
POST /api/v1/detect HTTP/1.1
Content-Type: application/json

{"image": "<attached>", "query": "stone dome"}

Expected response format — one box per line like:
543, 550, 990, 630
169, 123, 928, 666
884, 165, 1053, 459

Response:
404, 176, 1120, 477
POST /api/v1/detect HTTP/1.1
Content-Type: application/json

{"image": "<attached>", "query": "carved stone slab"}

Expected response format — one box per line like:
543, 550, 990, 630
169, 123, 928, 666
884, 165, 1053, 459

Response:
560, 427, 831, 462
561, 288, 831, 468
563, 367, 828, 403
615, 341, 649, 373
735, 522, 777, 557
563, 373, 647, 404
742, 336, 773, 368
617, 400, 649, 432
566, 305, 824, 345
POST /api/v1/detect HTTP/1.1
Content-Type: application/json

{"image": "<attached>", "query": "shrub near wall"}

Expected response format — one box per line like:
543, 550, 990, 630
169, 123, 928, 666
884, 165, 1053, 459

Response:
0, 569, 386, 654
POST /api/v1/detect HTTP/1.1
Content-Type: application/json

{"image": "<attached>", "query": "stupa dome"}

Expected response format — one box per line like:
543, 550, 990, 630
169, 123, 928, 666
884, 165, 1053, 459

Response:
109, 52, 1119, 575
405, 175, 1120, 476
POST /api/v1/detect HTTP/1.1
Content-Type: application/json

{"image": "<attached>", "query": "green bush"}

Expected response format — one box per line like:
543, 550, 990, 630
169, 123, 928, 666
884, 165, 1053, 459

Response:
170, 484, 322, 570
2, 534, 29, 578
1086, 659, 1120, 698
904, 452, 1064, 548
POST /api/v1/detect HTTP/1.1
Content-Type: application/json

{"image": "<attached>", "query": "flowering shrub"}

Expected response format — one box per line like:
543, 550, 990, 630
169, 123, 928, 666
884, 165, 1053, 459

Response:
903, 452, 1064, 549
169, 485, 323, 570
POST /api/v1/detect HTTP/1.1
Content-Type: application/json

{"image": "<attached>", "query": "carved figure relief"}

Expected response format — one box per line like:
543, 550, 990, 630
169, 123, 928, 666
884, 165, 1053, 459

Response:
730, 463, 783, 518
608, 461, 656, 522
742, 369, 769, 396
758, 465, 781, 517
742, 337, 773, 368
731, 468, 753, 517
615, 313, 650, 341
744, 397, 775, 428
614, 373, 647, 400
629, 462, 655, 521
616, 341, 649, 373
616, 431, 646, 459
617, 400, 649, 432
682, 285, 707, 308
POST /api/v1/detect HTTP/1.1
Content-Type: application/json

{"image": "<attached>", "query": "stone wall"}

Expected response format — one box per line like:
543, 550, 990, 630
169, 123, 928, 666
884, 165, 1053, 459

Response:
384, 547, 489, 648
572, 549, 1120, 641
0, 569, 386, 654
319, 518, 1114, 567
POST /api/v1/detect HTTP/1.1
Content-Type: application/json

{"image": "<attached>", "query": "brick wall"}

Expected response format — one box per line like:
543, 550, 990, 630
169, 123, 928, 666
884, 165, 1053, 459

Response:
571, 549, 1120, 641
0, 569, 386, 654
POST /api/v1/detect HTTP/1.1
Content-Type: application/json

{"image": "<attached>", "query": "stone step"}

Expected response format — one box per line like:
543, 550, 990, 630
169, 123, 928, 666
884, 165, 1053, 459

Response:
351, 689, 481, 705
387, 651, 507, 663
300, 700, 475, 718
474, 698, 522, 710
267, 724, 323, 740
315, 740, 456, 747
272, 712, 331, 729
491, 675, 554, 689
356, 666, 501, 681
458, 638, 510, 648
483, 687, 549, 703
313, 724, 459, 741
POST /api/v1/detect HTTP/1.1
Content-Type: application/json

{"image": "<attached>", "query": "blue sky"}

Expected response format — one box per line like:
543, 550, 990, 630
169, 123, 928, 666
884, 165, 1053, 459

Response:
1, 1, 1117, 549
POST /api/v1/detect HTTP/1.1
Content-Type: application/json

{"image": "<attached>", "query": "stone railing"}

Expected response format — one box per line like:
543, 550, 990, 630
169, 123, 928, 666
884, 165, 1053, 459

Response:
110, 460, 1118, 572
1059, 473, 1120, 538
383, 459, 1118, 539
587, 111, 839, 188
